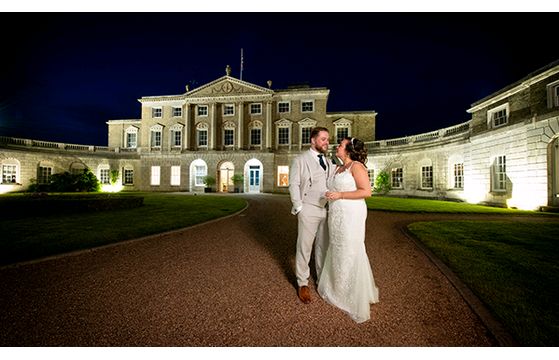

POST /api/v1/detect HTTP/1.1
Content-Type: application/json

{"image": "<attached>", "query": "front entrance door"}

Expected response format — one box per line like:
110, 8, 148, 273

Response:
219, 161, 234, 192
249, 165, 260, 193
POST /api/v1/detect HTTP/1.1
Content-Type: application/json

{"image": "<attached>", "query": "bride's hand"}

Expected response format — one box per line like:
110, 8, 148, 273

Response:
325, 191, 342, 200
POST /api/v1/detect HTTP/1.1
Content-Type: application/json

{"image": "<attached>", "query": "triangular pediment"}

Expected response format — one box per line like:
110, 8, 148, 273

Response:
333, 117, 353, 126
186, 76, 273, 98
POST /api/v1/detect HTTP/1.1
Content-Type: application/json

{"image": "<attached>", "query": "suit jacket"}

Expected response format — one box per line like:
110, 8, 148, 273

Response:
289, 149, 336, 214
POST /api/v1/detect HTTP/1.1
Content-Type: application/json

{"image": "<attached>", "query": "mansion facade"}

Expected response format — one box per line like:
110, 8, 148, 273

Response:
1, 61, 559, 210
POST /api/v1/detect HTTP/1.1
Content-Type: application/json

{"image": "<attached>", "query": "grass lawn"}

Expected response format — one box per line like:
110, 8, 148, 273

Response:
366, 196, 553, 214
408, 220, 559, 346
0, 193, 246, 266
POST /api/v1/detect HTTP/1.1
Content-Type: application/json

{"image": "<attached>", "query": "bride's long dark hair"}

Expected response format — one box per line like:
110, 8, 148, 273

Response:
343, 137, 368, 165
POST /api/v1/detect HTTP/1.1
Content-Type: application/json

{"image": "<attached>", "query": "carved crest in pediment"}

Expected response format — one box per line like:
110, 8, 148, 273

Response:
187, 77, 272, 98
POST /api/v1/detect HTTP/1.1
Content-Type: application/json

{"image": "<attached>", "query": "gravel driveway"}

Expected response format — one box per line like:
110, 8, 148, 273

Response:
1, 193, 541, 346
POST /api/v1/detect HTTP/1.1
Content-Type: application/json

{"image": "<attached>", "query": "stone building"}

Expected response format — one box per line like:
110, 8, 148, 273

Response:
366, 59, 559, 209
1, 61, 558, 209
0, 66, 377, 194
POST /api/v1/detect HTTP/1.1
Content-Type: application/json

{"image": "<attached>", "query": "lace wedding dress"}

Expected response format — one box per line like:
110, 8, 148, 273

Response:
318, 165, 379, 323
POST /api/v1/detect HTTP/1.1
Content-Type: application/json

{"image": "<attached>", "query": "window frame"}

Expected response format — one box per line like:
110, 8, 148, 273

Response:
250, 103, 262, 115
197, 105, 208, 117
301, 100, 314, 113
1, 164, 18, 184
151, 166, 161, 186
152, 107, 162, 118
223, 104, 235, 116
277, 165, 289, 187
170, 165, 181, 186
391, 167, 403, 189
278, 101, 290, 114
278, 127, 290, 145
38, 166, 53, 184
172, 107, 182, 117
487, 103, 509, 129
492, 155, 507, 192
453, 163, 464, 189
250, 128, 262, 146
421, 165, 433, 189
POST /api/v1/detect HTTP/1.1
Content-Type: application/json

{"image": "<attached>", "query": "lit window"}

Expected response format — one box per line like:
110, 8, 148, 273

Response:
197, 105, 208, 116
123, 169, 134, 185
1, 165, 17, 184
421, 166, 433, 189
151, 166, 160, 186
171, 166, 181, 186
195, 165, 206, 186
454, 163, 464, 189
277, 166, 289, 187
223, 104, 234, 116
391, 168, 403, 189
250, 103, 262, 115
173, 107, 182, 117
301, 101, 314, 112
493, 156, 506, 191
278, 128, 289, 145
99, 168, 110, 184
278, 102, 290, 113
368, 169, 375, 188
152, 108, 162, 118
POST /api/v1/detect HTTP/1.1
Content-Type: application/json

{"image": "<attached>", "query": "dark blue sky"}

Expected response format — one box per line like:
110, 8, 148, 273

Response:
1, 12, 558, 146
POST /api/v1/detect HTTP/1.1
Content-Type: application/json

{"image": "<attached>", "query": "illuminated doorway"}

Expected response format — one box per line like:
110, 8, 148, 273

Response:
219, 161, 234, 192
245, 158, 263, 193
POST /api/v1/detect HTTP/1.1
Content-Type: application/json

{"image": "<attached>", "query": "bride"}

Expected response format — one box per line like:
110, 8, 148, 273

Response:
320, 137, 379, 323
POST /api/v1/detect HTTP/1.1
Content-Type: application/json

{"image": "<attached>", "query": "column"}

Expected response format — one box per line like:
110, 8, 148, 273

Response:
211, 103, 216, 150
184, 103, 190, 150
266, 101, 272, 149
237, 102, 244, 150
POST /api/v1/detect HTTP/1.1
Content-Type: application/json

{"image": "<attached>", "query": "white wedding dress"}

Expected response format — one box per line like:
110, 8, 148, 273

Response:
318, 165, 379, 323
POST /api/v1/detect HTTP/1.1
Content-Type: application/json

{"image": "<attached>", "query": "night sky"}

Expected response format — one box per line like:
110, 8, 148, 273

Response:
1, 12, 559, 146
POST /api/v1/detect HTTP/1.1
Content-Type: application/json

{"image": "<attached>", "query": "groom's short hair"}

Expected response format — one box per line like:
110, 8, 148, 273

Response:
310, 127, 329, 141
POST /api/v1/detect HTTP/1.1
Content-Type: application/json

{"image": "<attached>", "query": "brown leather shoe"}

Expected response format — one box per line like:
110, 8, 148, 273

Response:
298, 286, 311, 304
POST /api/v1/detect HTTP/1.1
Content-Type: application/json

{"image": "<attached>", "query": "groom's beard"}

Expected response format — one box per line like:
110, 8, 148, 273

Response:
312, 144, 329, 154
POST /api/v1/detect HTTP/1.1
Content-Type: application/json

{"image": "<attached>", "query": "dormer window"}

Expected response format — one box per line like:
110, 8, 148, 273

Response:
487, 103, 509, 128
547, 80, 559, 108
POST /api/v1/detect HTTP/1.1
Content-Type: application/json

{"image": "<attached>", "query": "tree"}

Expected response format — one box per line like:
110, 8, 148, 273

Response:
373, 170, 391, 195
203, 175, 216, 192
231, 174, 244, 193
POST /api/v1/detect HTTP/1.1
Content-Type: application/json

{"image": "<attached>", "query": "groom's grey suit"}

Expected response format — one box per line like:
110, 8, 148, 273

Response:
289, 149, 336, 287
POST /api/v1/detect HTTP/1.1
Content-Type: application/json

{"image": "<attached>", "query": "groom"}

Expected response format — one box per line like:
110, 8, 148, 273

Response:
289, 127, 336, 304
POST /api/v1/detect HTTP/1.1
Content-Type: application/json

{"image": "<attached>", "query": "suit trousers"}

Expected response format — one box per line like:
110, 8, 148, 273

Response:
296, 203, 328, 287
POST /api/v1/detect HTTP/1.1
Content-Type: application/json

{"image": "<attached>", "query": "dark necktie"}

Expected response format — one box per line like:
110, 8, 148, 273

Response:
318, 154, 327, 171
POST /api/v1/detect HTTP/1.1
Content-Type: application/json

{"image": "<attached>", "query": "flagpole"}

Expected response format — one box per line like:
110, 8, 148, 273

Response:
240, 48, 244, 80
